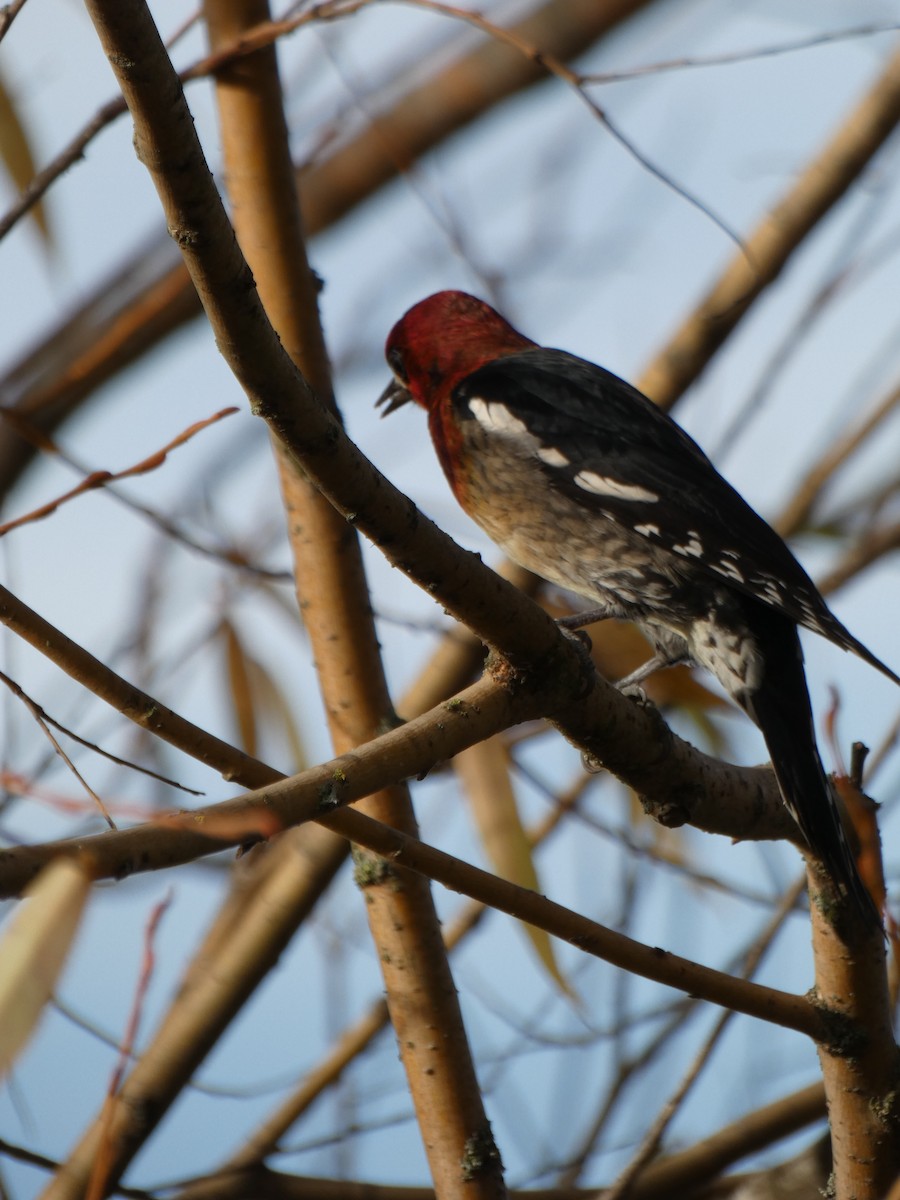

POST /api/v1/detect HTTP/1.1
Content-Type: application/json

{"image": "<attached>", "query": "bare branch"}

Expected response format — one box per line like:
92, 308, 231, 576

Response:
808, 862, 900, 1196
582, 23, 900, 83
0, 0, 650, 496
637, 45, 900, 410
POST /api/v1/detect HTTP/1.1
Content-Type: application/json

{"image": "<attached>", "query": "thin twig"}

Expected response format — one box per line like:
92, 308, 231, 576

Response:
86, 891, 173, 1200
637, 43, 900, 410
0, 670, 116, 829
400, 0, 745, 253
604, 878, 805, 1197
0, 408, 237, 538
0, 672, 199, 796
776, 381, 900, 538
582, 22, 900, 83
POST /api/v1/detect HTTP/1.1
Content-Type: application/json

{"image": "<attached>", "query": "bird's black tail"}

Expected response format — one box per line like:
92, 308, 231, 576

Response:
811, 606, 900, 688
742, 614, 881, 931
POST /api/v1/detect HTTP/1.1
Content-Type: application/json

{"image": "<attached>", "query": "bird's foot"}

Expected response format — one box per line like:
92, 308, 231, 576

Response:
556, 605, 618, 631
614, 655, 668, 693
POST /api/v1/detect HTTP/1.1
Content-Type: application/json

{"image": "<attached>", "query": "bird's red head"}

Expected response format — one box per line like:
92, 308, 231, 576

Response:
378, 291, 534, 415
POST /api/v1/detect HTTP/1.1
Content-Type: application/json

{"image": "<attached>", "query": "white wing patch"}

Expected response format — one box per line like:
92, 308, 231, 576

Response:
673, 532, 704, 558
467, 397, 528, 436
635, 523, 661, 537
537, 446, 570, 467
573, 471, 659, 503
711, 559, 745, 583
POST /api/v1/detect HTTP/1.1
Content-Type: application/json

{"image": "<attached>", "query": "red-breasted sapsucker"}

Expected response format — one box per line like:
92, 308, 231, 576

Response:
379, 290, 898, 928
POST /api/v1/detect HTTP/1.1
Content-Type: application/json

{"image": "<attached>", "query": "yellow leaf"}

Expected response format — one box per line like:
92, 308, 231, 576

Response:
244, 656, 308, 774
0, 70, 52, 247
221, 618, 258, 757
220, 618, 307, 771
456, 738, 574, 997
0, 858, 92, 1078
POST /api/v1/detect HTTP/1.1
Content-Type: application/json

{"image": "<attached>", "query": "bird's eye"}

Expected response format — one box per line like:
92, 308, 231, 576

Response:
388, 347, 408, 383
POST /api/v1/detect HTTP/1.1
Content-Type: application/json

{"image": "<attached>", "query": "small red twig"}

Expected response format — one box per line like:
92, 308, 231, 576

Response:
0, 407, 238, 537
0, 772, 188, 822
824, 687, 886, 918
86, 890, 173, 1200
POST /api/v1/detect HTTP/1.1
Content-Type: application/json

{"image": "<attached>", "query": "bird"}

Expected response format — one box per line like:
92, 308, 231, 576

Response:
378, 289, 897, 929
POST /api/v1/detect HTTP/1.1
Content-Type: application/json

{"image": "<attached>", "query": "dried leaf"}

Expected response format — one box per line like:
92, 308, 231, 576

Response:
220, 618, 308, 771
456, 738, 573, 996
0, 70, 51, 247
0, 858, 92, 1078
244, 655, 308, 774
221, 618, 258, 757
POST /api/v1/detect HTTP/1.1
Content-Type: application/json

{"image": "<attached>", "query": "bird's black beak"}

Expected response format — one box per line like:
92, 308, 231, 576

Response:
377, 377, 413, 415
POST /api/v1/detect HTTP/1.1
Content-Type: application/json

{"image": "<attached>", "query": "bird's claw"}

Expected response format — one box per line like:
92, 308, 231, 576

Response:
618, 682, 653, 707
580, 750, 604, 775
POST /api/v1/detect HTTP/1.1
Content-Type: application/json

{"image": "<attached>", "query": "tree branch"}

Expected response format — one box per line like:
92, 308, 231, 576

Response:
637, 44, 900, 410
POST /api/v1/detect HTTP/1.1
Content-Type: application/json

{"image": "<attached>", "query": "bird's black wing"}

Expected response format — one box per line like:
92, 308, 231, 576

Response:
456, 349, 897, 682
